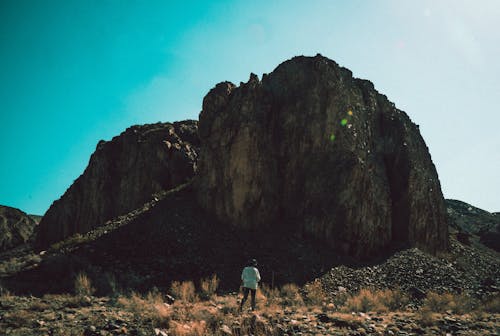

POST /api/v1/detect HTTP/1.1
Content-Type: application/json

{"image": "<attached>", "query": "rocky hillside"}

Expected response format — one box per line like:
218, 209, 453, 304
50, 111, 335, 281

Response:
0, 205, 36, 252
36, 121, 199, 247
446, 199, 500, 251
197, 54, 448, 257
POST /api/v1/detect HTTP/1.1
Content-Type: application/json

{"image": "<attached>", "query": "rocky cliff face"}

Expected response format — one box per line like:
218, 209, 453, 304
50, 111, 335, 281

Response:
197, 55, 448, 257
36, 121, 199, 247
0, 205, 36, 251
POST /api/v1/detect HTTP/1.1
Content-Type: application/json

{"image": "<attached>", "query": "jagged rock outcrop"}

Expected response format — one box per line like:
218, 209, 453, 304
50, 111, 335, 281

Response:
36, 121, 199, 247
0, 205, 36, 251
197, 54, 448, 257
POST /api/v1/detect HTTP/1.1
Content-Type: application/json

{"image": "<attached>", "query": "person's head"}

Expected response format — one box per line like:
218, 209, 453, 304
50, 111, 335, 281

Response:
248, 259, 257, 267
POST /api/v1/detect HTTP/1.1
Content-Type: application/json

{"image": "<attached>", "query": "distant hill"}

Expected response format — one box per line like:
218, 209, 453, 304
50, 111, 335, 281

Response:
446, 199, 500, 251
28, 214, 42, 224
0, 205, 36, 252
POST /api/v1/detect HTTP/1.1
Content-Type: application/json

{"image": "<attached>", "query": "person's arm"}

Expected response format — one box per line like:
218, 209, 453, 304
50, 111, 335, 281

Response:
256, 268, 261, 282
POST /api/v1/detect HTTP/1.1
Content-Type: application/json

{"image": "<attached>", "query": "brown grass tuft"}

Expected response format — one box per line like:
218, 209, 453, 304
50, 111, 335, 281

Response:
74, 272, 95, 297
169, 320, 206, 336
117, 291, 171, 327
422, 291, 475, 314
2, 309, 34, 328
199, 274, 219, 300
280, 283, 304, 306
416, 306, 436, 327
171, 281, 197, 302
341, 288, 409, 313
304, 280, 326, 305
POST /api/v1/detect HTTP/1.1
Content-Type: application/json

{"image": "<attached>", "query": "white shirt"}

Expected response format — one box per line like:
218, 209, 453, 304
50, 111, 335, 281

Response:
241, 266, 261, 289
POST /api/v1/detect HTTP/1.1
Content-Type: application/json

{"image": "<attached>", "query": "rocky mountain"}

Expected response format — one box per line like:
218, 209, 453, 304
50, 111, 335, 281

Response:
36, 121, 199, 247
0, 205, 36, 252
197, 54, 448, 257
446, 199, 500, 251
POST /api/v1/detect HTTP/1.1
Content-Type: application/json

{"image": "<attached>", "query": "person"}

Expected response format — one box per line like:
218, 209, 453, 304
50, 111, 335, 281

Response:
239, 259, 261, 312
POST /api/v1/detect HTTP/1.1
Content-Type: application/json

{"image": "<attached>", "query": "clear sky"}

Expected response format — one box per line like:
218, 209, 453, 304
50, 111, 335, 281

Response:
1, 0, 498, 215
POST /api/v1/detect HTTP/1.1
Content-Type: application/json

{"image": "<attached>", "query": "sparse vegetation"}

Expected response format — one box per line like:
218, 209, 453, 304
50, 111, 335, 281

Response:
482, 292, 500, 313
171, 280, 197, 302
341, 288, 410, 313
280, 283, 304, 306
422, 291, 476, 314
74, 272, 95, 296
199, 274, 219, 300
304, 280, 326, 305
1, 285, 499, 336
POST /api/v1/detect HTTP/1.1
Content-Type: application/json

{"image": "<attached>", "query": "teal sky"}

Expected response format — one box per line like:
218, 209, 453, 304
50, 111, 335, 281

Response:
1, 0, 499, 215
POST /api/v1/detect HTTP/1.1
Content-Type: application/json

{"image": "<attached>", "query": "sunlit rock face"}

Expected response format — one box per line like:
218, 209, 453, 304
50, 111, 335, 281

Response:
197, 55, 448, 257
0, 205, 36, 251
36, 121, 199, 247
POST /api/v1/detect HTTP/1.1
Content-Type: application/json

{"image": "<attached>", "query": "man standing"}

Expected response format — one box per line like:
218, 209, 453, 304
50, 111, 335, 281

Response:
239, 259, 261, 312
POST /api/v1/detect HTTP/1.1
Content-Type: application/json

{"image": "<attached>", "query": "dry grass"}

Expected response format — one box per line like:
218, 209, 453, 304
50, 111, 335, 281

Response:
74, 272, 95, 296
2, 309, 35, 328
416, 306, 436, 327
171, 281, 197, 302
260, 283, 280, 305
341, 288, 409, 313
280, 283, 304, 306
117, 291, 172, 327
29, 300, 50, 312
169, 321, 206, 336
304, 280, 326, 305
376, 288, 409, 311
199, 274, 219, 300
343, 288, 379, 312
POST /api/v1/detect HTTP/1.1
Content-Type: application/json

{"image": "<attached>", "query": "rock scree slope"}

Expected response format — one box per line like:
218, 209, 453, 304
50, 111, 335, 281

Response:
197, 54, 448, 257
0, 205, 36, 252
36, 121, 199, 247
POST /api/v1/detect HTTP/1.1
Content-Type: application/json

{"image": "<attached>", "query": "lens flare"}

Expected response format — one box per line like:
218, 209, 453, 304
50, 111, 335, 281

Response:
348, 110, 353, 116
330, 133, 336, 142
340, 118, 348, 126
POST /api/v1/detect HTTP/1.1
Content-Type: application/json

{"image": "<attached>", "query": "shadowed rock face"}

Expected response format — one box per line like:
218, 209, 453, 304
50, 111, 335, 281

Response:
36, 121, 199, 247
197, 55, 448, 257
0, 205, 36, 251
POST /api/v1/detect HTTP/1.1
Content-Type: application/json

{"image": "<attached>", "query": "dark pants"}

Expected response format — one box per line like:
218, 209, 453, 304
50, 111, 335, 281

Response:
240, 287, 256, 310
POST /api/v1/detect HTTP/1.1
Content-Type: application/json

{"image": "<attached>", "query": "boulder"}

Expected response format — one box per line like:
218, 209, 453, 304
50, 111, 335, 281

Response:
0, 205, 36, 251
36, 121, 199, 247
197, 55, 448, 257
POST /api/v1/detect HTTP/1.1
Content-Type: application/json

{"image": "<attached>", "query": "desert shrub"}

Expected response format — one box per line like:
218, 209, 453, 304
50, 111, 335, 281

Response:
481, 292, 500, 313
343, 288, 377, 312
280, 283, 304, 306
342, 288, 409, 313
453, 293, 476, 314
423, 292, 454, 312
304, 280, 326, 305
376, 288, 409, 311
199, 274, 219, 300
416, 306, 436, 327
74, 272, 95, 296
331, 290, 349, 309
422, 291, 475, 314
171, 281, 197, 302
